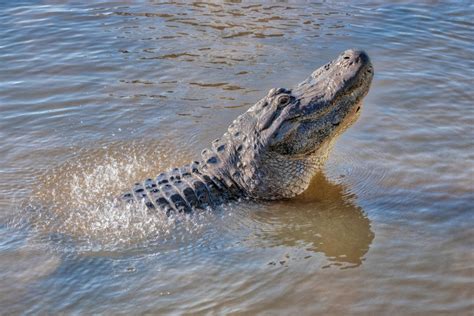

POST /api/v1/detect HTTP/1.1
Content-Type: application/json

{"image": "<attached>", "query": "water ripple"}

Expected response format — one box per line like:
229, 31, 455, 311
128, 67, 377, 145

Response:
1, 1, 473, 314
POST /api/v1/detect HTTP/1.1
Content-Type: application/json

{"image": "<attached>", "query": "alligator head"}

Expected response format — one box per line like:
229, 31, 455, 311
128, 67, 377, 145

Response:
202, 49, 374, 200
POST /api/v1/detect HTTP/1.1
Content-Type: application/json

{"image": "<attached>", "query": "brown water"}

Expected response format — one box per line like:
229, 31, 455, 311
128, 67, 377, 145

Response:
1, 1, 473, 314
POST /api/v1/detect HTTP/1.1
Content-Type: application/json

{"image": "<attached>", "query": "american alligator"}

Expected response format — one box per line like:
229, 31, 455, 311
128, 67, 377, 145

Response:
121, 49, 374, 215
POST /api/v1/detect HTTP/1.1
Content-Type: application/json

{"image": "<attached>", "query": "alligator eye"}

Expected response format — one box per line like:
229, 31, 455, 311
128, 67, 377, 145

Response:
277, 95, 290, 106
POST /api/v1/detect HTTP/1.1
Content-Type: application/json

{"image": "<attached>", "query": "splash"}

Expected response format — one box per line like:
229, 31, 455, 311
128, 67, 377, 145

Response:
23, 140, 212, 253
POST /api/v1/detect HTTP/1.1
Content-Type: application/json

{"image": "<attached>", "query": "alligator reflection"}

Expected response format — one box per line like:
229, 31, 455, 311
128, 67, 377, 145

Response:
250, 172, 374, 268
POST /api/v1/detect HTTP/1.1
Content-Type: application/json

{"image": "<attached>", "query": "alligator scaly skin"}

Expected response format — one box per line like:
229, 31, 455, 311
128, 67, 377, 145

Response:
121, 49, 374, 215
122, 161, 240, 215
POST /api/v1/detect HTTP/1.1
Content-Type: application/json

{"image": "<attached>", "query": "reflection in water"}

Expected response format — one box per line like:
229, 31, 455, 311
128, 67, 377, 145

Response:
250, 172, 373, 268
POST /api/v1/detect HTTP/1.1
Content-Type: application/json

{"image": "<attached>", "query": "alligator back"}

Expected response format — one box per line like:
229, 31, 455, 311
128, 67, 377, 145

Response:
121, 161, 241, 215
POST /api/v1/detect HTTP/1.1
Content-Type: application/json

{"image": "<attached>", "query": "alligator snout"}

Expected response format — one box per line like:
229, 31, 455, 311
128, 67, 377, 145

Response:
341, 49, 370, 65
337, 49, 373, 80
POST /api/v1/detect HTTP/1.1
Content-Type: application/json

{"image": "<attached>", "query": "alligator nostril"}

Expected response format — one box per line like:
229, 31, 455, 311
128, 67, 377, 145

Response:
356, 106, 361, 113
343, 56, 350, 59
367, 69, 372, 73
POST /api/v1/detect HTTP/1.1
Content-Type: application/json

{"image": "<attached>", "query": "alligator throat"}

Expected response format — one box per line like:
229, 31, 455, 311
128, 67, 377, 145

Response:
121, 49, 374, 215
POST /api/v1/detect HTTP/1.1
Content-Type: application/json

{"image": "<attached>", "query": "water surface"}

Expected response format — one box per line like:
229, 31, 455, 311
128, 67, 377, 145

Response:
1, 1, 473, 314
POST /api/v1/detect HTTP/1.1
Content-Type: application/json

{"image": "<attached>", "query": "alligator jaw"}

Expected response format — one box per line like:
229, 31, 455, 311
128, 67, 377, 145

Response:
268, 49, 374, 158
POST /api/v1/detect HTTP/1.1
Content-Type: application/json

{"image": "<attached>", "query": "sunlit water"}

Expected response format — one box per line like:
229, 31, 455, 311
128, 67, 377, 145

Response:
1, 1, 473, 314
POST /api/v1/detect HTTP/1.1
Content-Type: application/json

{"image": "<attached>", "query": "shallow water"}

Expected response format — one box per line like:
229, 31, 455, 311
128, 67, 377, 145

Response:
1, 1, 473, 314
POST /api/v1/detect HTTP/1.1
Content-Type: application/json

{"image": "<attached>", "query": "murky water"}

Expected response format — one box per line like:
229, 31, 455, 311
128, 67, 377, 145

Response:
1, 1, 473, 314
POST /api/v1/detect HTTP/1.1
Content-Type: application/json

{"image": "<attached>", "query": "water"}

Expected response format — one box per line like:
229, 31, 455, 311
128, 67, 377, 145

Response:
1, 1, 473, 314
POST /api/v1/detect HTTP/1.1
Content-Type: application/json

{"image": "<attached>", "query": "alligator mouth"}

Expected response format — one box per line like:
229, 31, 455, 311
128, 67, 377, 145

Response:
268, 49, 373, 158
288, 68, 372, 127
328, 57, 373, 113
290, 50, 374, 125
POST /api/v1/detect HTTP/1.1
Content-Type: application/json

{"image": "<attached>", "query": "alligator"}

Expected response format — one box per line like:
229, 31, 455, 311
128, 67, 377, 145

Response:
121, 49, 374, 215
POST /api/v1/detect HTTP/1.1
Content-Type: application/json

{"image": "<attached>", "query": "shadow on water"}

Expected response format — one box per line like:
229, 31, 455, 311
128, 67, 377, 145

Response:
246, 172, 374, 268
